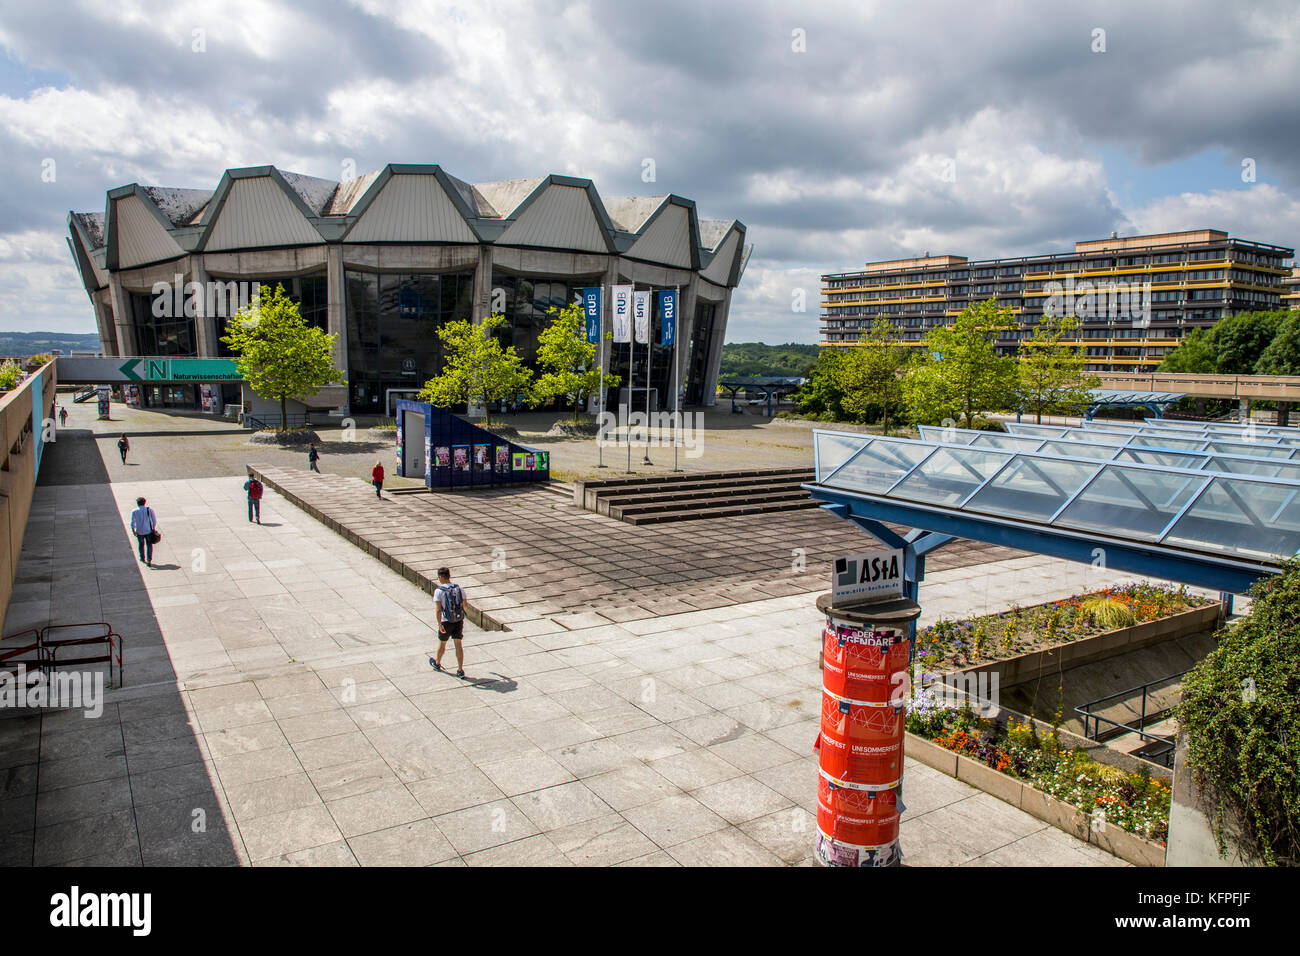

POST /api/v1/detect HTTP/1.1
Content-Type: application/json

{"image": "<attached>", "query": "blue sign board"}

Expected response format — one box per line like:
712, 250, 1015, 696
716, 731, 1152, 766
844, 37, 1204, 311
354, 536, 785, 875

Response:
658, 289, 677, 346
582, 287, 602, 343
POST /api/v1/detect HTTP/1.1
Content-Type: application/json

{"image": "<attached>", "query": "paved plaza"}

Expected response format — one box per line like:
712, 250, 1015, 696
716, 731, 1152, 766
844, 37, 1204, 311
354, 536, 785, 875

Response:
0, 446, 1137, 865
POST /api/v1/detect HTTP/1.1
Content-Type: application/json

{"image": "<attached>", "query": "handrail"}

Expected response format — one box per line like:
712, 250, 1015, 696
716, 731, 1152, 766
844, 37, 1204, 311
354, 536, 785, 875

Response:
1074, 669, 1187, 766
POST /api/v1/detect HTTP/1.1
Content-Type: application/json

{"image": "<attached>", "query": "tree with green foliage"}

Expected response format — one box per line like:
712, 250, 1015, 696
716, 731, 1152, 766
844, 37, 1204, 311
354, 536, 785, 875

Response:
418, 314, 533, 425
1158, 327, 1215, 373
1159, 310, 1289, 374
1016, 315, 1100, 423
1176, 559, 1300, 866
795, 348, 848, 420
833, 318, 910, 434
528, 301, 621, 423
904, 299, 1018, 427
222, 283, 342, 431
1254, 312, 1300, 375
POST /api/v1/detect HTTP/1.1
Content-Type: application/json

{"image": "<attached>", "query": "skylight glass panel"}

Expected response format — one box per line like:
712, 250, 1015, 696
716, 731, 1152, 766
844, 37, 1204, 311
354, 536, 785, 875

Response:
1162, 478, 1300, 560
815, 432, 871, 482
889, 447, 1012, 506
963, 456, 1100, 521
1054, 465, 1204, 540
821, 439, 934, 493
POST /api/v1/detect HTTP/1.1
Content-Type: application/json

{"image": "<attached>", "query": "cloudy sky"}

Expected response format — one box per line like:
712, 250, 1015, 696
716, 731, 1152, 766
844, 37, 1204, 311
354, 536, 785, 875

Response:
1, 0, 1298, 343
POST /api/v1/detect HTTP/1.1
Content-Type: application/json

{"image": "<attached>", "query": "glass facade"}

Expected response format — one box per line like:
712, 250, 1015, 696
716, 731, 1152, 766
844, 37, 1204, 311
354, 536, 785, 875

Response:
130, 291, 196, 356
685, 301, 716, 405
215, 273, 328, 356
490, 272, 593, 366
345, 270, 474, 413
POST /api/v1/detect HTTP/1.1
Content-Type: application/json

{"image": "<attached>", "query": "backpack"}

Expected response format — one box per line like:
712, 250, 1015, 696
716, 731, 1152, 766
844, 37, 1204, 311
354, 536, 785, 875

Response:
248, 479, 263, 499
437, 583, 464, 623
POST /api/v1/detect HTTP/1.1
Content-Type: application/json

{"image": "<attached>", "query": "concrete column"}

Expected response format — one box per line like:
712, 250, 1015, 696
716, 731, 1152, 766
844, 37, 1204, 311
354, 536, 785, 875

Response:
107, 274, 137, 356
92, 296, 118, 357
676, 274, 699, 409
190, 257, 218, 358
326, 244, 349, 414
1279, 401, 1290, 428
700, 292, 731, 408
470, 245, 494, 324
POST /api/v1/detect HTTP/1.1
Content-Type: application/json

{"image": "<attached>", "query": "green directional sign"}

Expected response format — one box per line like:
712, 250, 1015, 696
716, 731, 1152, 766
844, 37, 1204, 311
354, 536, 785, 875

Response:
116, 358, 241, 382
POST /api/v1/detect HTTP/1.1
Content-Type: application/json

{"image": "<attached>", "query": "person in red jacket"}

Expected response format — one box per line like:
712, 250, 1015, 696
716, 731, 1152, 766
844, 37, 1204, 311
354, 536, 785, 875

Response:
371, 461, 385, 498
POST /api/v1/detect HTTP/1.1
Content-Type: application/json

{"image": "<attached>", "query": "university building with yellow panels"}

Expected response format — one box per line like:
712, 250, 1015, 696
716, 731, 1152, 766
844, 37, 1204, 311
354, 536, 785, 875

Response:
821, 230, 1294, 372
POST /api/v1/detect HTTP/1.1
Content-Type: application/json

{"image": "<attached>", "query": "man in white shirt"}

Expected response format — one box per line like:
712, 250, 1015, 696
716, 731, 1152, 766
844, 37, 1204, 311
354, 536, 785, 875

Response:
130, 496, 157, 565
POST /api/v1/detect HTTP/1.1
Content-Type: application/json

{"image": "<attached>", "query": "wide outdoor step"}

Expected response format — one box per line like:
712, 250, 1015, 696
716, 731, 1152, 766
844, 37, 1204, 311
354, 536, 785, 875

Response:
600, 481, 811, 510
595, 474, 813, 509
609, 488, 814, 520
580, 466, 810, 492
622, 497, 820, 525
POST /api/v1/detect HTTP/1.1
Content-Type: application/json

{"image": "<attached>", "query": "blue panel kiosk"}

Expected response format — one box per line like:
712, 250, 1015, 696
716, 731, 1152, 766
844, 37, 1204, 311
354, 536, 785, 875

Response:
395, 400, 551, 490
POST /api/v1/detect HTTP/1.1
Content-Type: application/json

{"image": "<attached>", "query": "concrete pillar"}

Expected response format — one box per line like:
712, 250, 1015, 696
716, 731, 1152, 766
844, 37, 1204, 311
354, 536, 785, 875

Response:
700, 292, 731, 408
325, 244, 349, 414
190, 257, 218, 358
470, 245, 494, 324
92, 296, 118, 357
107, 274, 137, 356
677, 274, 699, 409
1279, 401, 1290, 428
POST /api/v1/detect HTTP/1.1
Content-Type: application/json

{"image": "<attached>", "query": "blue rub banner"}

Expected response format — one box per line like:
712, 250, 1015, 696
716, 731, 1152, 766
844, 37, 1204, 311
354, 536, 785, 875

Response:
658, 289, 677, 346
582, 287, 602, 343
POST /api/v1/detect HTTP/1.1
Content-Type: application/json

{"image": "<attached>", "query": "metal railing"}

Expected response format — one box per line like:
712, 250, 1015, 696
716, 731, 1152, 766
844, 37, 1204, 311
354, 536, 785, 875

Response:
0, 623, 124, 688
243, 413, 312, 431
1074, 670, 1187, 767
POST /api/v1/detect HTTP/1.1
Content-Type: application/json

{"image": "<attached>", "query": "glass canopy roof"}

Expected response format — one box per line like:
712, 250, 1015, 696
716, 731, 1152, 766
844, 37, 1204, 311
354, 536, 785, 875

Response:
815, 429, 1300, 563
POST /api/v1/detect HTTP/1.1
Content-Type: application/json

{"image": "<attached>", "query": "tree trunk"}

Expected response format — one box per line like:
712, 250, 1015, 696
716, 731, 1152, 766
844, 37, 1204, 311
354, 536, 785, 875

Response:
280, 393, 287, 433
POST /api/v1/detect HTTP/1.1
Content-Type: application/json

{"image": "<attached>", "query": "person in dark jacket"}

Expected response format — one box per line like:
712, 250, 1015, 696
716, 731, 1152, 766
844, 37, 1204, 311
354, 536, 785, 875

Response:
117, 433, 130, 463
308, 443, 321, 473
371, 461, 385, 498
243, 472, 264, 523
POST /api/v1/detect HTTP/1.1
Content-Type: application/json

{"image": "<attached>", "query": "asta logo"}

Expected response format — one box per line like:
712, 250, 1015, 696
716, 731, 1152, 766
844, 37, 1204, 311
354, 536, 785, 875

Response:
597, 405, 704, 458
1043, 275, 1152, 328
151, 274, 261, 319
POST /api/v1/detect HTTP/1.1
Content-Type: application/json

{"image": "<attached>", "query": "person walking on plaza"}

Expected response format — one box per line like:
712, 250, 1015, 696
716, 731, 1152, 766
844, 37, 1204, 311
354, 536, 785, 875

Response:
130, 496, 158, 565
431, 567, 466, 677
308, 443, 321, 473
58, 405, 67, 427
117, 433, 130, 464
244, 471, 264, 524
371, 460, 384, 498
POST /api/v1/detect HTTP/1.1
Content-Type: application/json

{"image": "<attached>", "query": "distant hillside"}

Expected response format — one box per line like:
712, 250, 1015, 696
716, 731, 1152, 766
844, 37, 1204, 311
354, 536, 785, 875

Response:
0, 331, 101, 356
719, 342, 819, 379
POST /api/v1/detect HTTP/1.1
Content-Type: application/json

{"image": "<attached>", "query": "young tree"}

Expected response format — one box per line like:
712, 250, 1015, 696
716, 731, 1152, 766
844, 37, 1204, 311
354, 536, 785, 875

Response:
903, 299, 1018, 427
1017, 315, 1100, 423
795, 347, 848, 420
528, 301, 621, 423
833, 317, 910, 434
222, 284, 342, 432
418, 314, 533, 425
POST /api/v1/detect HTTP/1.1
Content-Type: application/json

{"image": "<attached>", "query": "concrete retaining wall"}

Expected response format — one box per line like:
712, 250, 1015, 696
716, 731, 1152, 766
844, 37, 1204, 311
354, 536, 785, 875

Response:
0, 361, 57, 625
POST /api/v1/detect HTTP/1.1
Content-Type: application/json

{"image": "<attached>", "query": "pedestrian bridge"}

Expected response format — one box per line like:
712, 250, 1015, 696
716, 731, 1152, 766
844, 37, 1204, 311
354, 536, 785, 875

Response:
1096, 371, 1300, 403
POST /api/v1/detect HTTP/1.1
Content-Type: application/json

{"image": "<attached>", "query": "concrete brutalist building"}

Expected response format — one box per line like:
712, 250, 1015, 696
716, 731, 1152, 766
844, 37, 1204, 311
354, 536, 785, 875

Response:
67, 164, 751, 415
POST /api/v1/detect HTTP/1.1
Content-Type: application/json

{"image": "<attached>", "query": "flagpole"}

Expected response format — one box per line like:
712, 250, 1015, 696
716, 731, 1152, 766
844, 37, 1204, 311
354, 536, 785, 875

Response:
642, 290, 653, 466
673, 285, 682, 472
626, 291, 634, 474
596, 287, 607, 468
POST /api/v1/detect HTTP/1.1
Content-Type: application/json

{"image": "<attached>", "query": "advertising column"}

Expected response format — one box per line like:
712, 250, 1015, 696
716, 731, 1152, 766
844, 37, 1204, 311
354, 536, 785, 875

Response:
813, 548, 920, 867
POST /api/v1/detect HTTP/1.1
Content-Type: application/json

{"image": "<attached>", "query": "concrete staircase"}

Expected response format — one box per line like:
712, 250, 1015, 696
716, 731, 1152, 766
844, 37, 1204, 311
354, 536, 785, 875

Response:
573, 468, 817, 524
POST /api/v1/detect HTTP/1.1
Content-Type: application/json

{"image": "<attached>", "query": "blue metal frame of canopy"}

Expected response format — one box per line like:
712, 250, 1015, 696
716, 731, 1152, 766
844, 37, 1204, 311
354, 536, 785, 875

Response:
806, 429, 1300, 618
717, 377, 804, 417
1083, 388, 1185, 420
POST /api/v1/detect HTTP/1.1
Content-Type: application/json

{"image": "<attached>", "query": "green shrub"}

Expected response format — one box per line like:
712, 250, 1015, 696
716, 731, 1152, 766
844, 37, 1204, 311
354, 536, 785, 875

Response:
1081, 597, 1138, 631
0, 359, 22, 391
1176, 558, 1300, 865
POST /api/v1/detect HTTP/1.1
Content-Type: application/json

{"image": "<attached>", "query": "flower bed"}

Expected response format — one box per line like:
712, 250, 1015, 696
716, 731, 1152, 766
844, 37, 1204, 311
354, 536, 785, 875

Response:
915, 582, 1212, 670
907, 691, 1171, 845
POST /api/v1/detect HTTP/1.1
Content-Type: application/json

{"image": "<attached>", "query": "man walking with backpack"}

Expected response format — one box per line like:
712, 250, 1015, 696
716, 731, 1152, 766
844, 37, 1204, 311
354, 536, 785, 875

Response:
244, 471, 264, 523
308, 443, 321, 473
432, 567, 466, 678
130, 496, 158, 565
